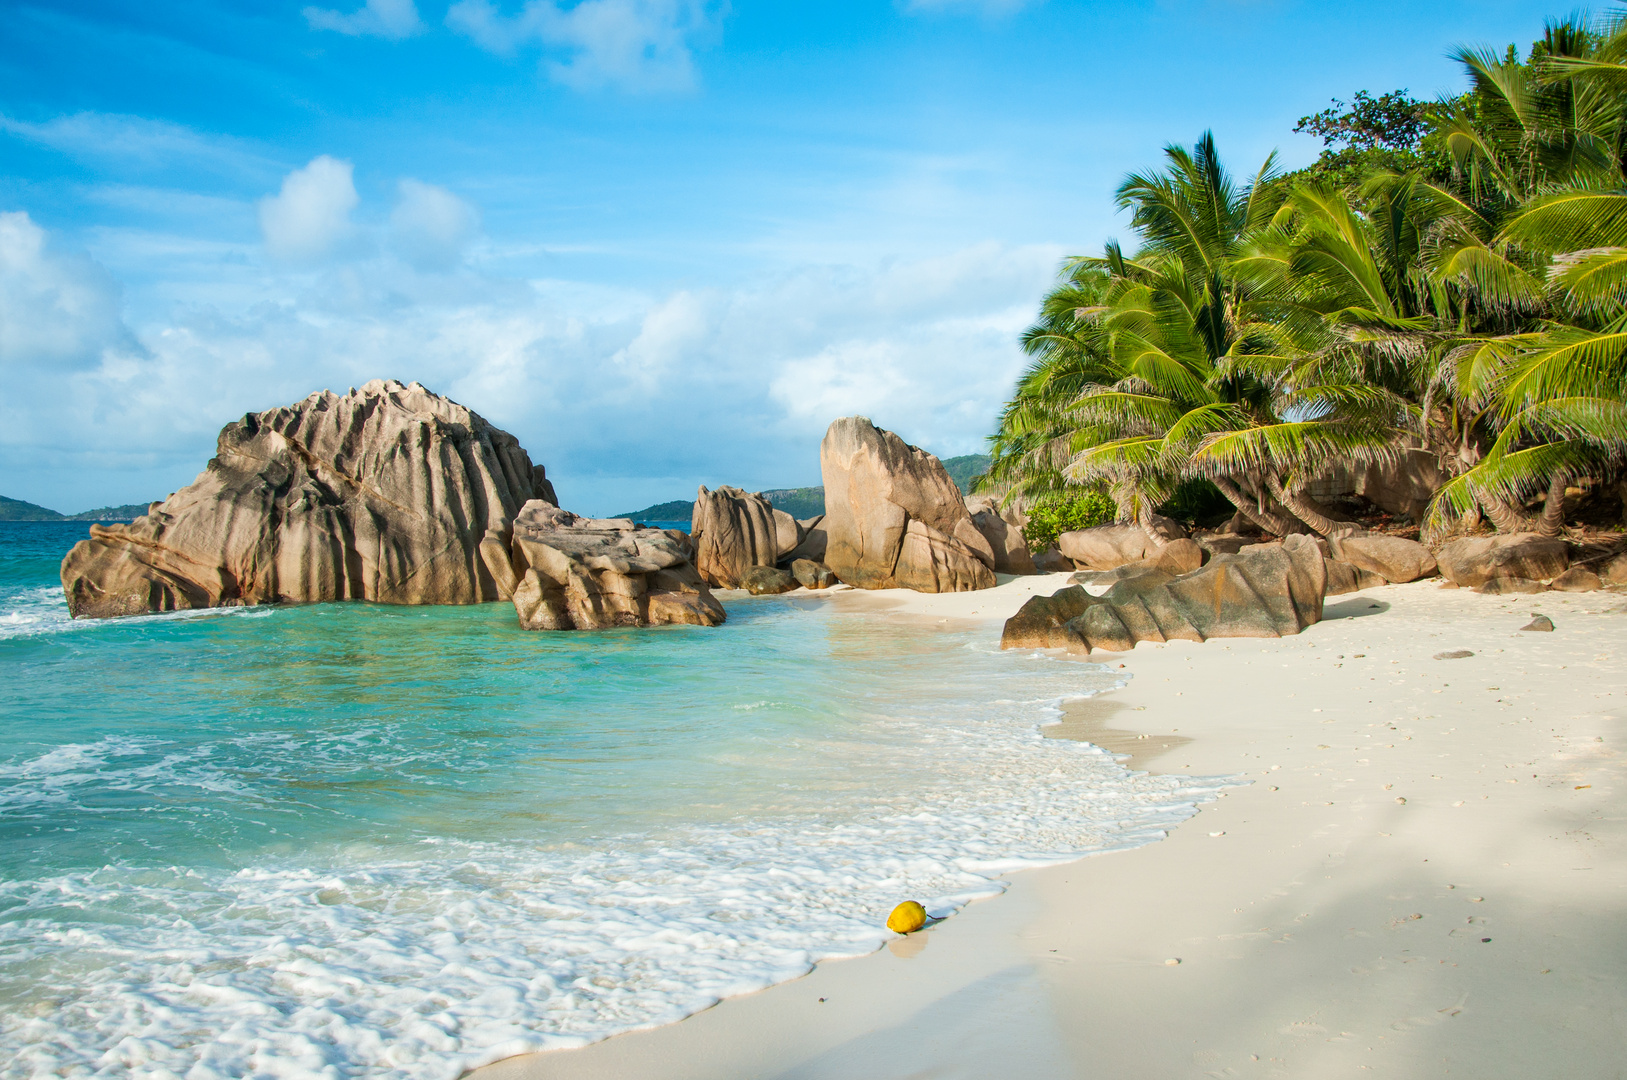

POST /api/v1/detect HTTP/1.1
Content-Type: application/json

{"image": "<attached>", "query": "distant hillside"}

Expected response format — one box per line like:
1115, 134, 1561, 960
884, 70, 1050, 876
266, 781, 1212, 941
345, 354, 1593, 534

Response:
1, 496, 153, 522
0, 496, 64, 521
616, 455, 989, 525
940, 454, 991, 494
760, 488, 824, 519
68, 504, 152, 521
616, 500, 695, 523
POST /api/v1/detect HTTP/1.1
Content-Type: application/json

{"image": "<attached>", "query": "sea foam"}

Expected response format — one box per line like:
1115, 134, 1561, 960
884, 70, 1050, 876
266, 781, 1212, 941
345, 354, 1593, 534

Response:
0, 587, 1223, 1080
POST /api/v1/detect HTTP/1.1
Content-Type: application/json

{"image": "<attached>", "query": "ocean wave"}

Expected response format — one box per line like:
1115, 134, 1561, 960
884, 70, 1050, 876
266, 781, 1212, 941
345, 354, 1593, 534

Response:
0, 588, 276, 642
0, 613, 1227, 1080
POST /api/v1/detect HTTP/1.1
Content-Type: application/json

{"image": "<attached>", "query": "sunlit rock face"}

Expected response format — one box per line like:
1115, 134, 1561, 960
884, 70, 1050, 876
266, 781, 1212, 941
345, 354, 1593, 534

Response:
1003, 535, 1328, 653
819, 417, 995, 593
509, 502, 725, 630
61, 380, 553, 618
690, 485, 797, 589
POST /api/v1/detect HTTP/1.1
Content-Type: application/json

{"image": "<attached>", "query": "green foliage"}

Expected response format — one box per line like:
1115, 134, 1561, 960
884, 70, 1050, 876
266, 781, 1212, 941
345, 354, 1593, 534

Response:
939, 454, 992, 494
616, 499, 695, 523
0, 495, 64, 521
761, 488, 826, 518
1289, 90, 1458, 187
1022, 489, 1116, 552
1156, 479, 1233, 527
986, 11, 1627, 542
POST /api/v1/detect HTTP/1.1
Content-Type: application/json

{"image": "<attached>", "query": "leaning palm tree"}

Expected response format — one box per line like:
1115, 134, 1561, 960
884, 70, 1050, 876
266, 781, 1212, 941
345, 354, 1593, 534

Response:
1422, 14, 1627, 535
989, 133, 1336, 538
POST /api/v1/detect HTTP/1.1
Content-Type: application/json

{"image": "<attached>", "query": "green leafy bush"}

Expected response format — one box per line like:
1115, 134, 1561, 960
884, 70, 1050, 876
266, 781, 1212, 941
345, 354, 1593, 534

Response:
1022, 490, 1116, 552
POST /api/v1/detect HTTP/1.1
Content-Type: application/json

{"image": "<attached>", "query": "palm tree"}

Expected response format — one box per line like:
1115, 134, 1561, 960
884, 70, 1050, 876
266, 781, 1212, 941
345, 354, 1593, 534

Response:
992, 16, 1627, 545
1423, 15, 1627, 535
988, 133, 1329, 538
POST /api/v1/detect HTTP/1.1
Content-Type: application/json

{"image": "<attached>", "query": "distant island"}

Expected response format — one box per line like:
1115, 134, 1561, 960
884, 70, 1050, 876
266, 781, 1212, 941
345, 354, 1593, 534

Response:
618, 454, 991, 523
0, 495, 152, 522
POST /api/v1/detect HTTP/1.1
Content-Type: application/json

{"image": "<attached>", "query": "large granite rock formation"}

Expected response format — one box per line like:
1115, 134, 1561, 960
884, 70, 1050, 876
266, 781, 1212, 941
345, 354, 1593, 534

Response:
965, 495, 1036, 575
1353, 448, 1443, 521
1057, 517, 1187, 570
1001, 535, 1326, 653
1436, 534, 1569, 588
1324, 559, 1385, 596
691, 486, 798, 589
1326, 533, 1437, 583
1000, 585, 1099, 650
510, 502, 724, 630
62, 380, 553, 618
819, 417, 995, 592
786, 515, 828, 564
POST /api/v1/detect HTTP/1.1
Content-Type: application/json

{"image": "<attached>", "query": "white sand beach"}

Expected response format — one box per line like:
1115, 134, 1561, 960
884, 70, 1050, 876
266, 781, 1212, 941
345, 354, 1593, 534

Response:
474, 574, 1626, 1079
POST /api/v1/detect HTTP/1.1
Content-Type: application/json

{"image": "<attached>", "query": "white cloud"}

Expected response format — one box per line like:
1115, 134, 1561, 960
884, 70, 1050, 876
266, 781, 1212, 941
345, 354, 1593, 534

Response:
304, 0, 424, 39
0, 211, 137, 373
609, 290, 708, 387
0, 204, 1059, 514
447, 0, 721, 92
389, 180, 480, 269
0, 112, 276, 180
258, 156, 359, 264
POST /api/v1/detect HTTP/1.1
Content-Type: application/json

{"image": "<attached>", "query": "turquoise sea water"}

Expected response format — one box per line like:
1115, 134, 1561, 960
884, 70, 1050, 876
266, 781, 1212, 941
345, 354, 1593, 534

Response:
0, 522, 1220, 1079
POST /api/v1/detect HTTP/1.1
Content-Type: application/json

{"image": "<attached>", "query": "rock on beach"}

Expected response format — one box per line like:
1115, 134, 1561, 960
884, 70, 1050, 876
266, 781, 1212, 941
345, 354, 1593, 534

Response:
510, 502, 724, 630
818, 417, 995, 592
60, 380, 552, 618
1436, 534, 1569, 589
1002, 534, 1326, 653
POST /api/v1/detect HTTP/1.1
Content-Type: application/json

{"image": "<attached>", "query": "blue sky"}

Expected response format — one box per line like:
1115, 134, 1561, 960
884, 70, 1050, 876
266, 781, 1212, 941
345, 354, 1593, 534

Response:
2, 0, 1549, 514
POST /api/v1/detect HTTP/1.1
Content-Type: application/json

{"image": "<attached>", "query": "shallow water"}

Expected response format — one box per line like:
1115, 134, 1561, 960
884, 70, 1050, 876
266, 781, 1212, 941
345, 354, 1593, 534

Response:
0, 522, 1220, 1079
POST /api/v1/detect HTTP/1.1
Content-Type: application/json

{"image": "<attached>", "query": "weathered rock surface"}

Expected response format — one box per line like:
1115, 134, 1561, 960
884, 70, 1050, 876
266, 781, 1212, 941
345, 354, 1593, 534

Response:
1474, 577, 1546, 595
1599, 552, 1627, 585
1549, 566, 1603, 592
1033, 546, 1072, 572
1353, 448, 1443, 521
786, 515, 828, 564
1521, 614, 1555, 632
62, 380, 552, 618
691, 486, 795, 589
1073, 539, 1206, 590
510, 502, 724, 630
966, 502, 1037, 575
1437, 534, 1569, 588
1196, 534, 1269, 557
1328, 534, 1437, 583
740, 565, 797, 595
790, 559, 837, 589
1324, 559, 1386, 596
819, 417, 996, 592
1000, 585, 1099, 650
1056, 516, 1187, 570
1001, 535, 1326, 653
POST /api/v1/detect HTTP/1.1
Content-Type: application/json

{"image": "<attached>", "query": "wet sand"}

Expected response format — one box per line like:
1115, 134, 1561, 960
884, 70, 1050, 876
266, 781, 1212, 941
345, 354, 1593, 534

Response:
473, 575, 1626, 1080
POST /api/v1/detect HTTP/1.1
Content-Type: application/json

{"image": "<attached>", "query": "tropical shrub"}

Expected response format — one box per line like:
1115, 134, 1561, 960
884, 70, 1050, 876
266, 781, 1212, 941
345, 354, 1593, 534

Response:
988, 13, 1627, 543
1022, 489, 1117, 552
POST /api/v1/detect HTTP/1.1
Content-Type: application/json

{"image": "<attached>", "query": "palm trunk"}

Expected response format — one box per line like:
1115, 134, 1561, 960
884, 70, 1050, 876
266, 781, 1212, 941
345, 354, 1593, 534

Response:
1535, 474, 1567, 538
1267, 475, 1361, 538
1476, 489, 1530, 533
1213, 475, 1297, 536
1134, 499, 1170, 549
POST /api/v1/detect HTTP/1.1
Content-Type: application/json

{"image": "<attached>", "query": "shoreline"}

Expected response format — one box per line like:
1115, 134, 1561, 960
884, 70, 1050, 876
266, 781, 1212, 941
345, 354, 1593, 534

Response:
473, 574, 1626, 1080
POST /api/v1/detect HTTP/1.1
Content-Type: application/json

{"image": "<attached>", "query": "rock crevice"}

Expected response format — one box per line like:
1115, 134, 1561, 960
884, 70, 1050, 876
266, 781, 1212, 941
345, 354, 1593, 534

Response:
62, 380, 552, 619
819, 417, 995, 592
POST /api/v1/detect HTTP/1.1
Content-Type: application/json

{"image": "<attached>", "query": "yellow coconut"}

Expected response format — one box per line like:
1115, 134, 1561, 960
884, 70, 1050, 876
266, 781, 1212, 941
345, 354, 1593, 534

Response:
886, 900, 928, 934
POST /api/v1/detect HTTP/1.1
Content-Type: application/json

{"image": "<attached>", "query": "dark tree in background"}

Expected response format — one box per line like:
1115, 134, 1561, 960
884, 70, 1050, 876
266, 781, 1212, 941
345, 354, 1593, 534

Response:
1290, 89, 1457, 186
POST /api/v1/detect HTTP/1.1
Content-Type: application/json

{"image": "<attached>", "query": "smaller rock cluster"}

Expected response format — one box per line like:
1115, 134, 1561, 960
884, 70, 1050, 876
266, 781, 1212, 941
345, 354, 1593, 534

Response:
510, 502, 724, 630
1004, 534, 1327, 653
